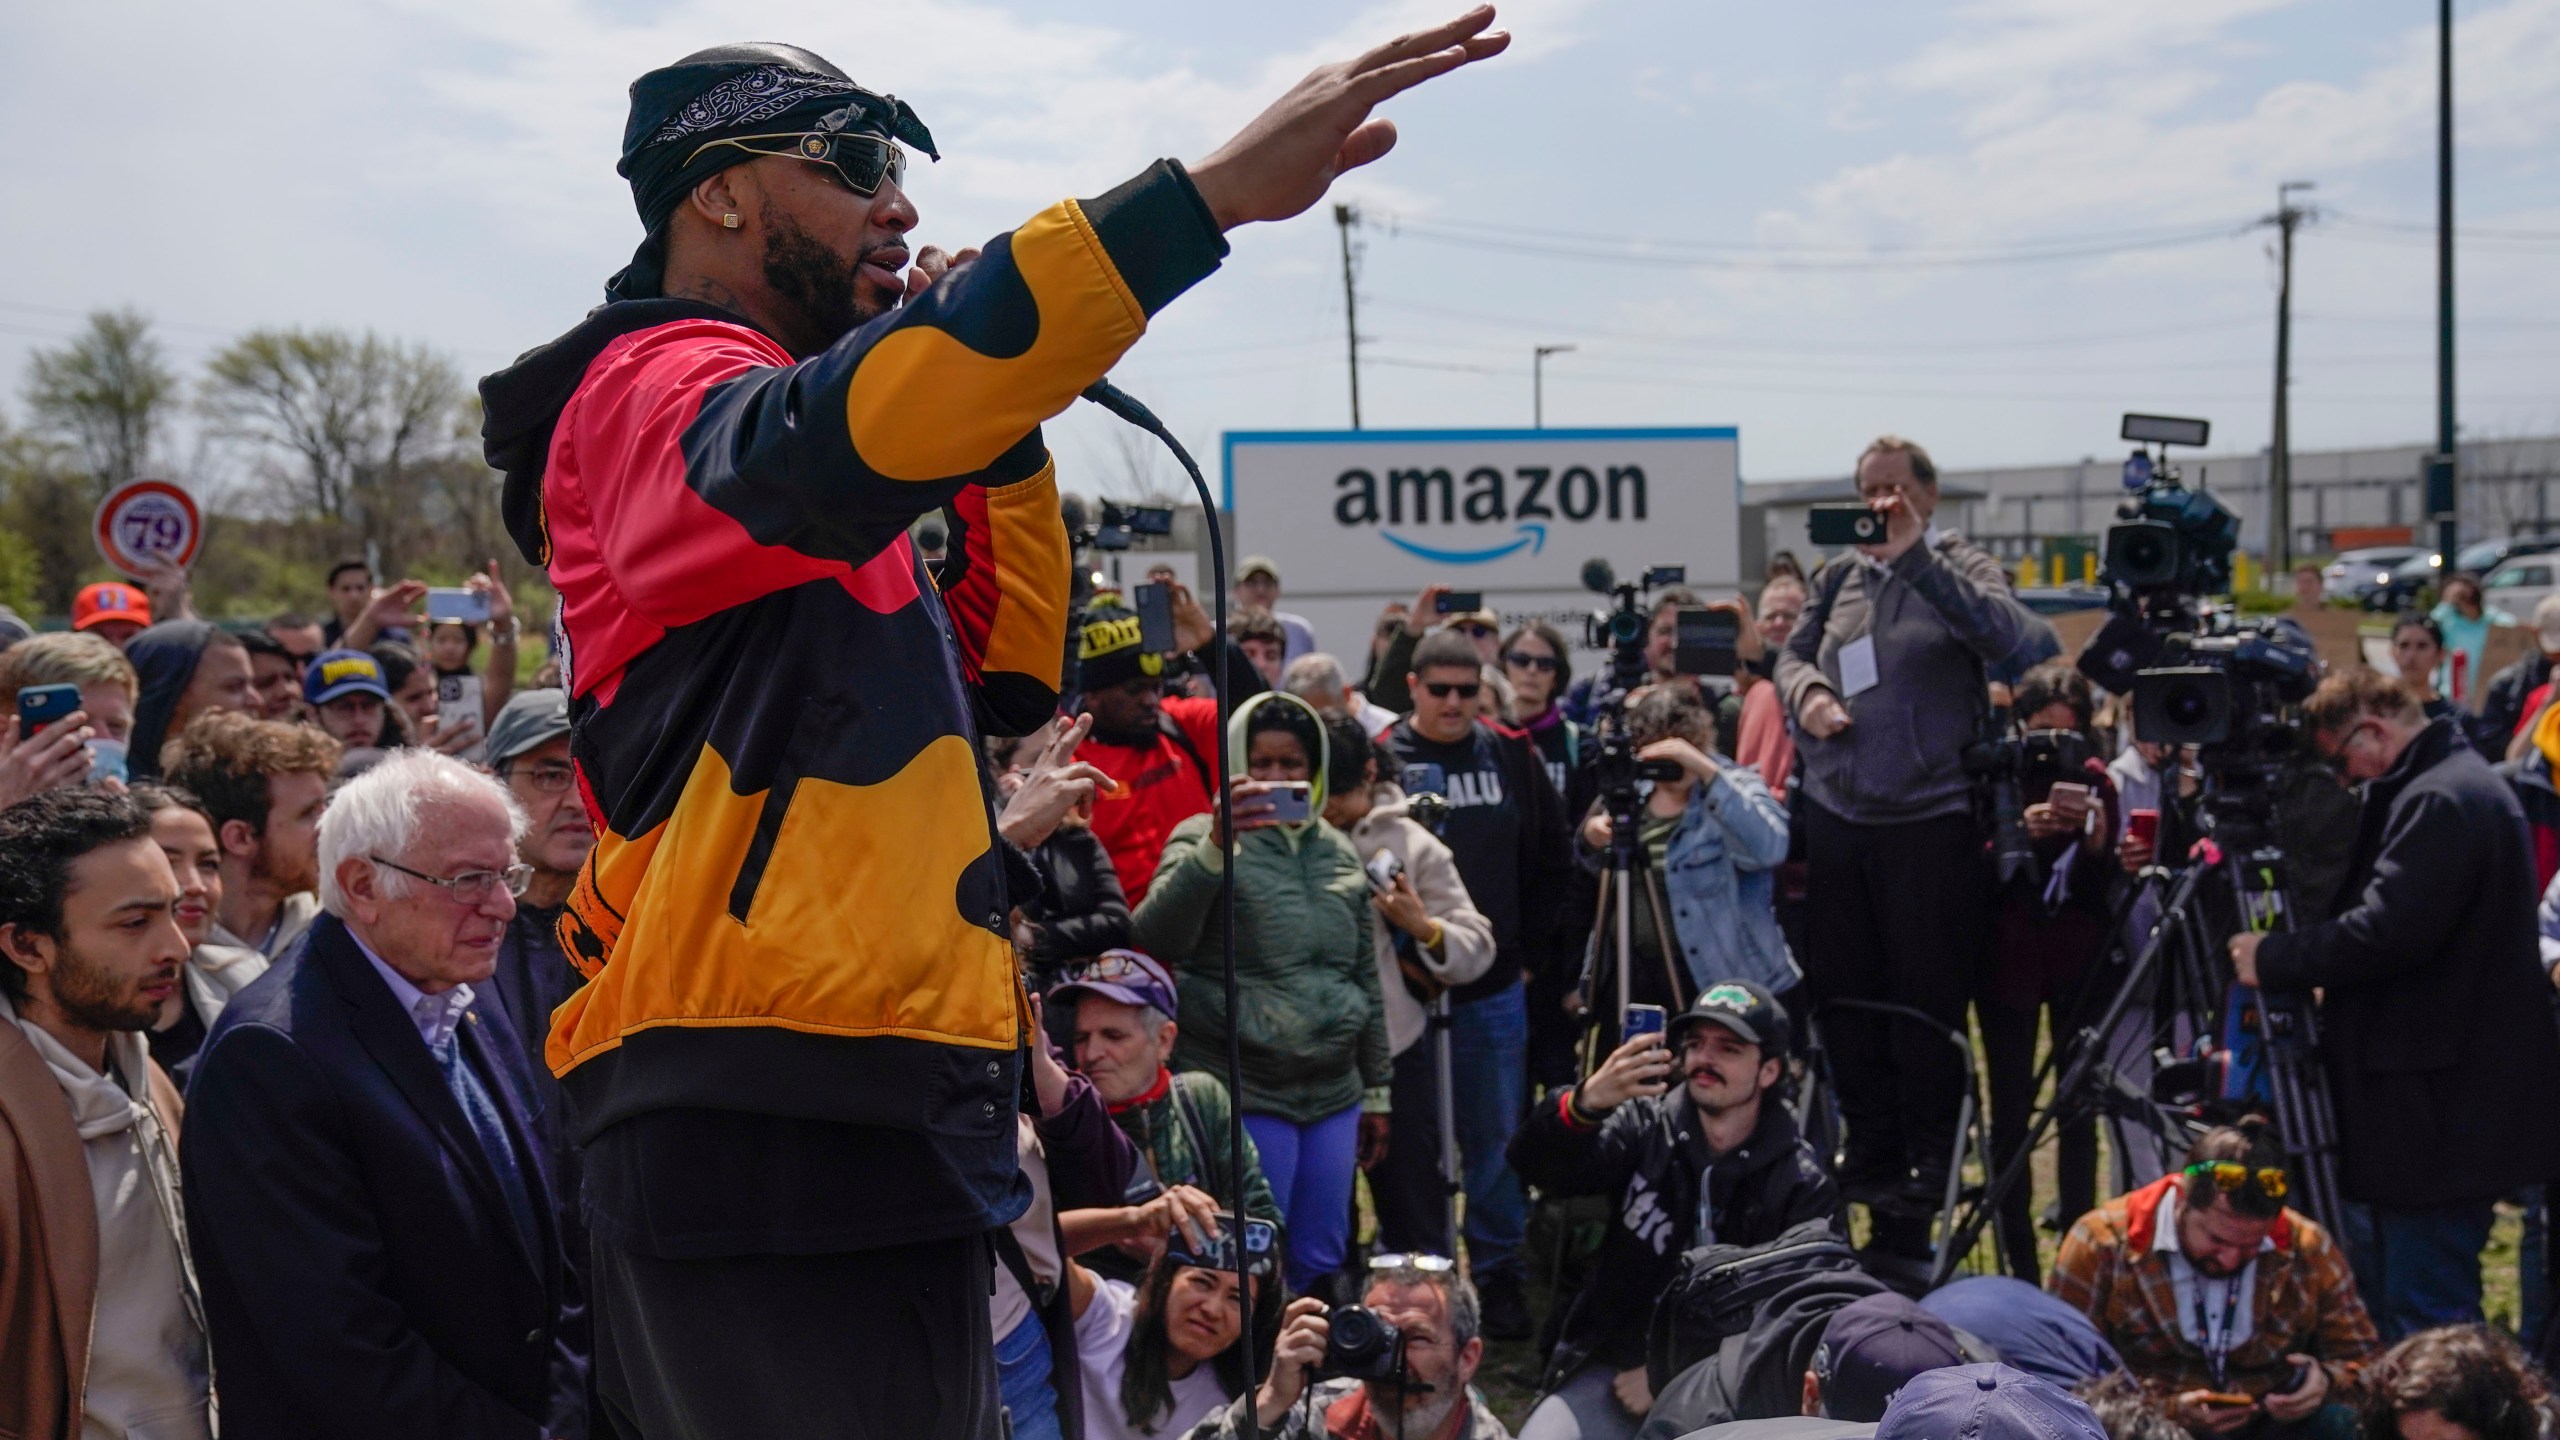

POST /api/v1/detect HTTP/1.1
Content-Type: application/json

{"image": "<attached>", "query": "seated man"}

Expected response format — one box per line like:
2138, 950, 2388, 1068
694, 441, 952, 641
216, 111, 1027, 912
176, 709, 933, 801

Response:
1056, 950, 1280, 1280
2049, 1121, 2378, 1438
1509, 982, 1841, 1440
1192, 1258, 1510, 1439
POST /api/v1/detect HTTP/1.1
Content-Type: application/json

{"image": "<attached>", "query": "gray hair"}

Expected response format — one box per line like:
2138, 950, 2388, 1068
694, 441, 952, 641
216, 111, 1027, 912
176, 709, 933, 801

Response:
1369, 1265, 1480, 1350
316, 748, 528, 914
1281, 652, 1353, 706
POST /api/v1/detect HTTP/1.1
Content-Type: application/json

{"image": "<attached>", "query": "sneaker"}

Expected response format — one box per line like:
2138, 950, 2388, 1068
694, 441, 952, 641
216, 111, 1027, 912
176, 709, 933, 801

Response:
1476, 1271, 1534, 1342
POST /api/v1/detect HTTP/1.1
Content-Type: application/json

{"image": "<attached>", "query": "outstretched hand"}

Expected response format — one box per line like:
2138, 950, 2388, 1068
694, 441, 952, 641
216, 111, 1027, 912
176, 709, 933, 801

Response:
1188, 7, 1510, 231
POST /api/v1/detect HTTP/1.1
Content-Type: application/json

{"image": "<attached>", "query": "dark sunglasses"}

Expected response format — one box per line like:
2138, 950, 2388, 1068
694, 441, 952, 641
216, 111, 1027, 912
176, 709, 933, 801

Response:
1424, 681, 1482, 700
1504, 650, 1559, 673
2184, 1160, 2289, 1201
1454, 624, 1497, 639
686, 114, 907, 198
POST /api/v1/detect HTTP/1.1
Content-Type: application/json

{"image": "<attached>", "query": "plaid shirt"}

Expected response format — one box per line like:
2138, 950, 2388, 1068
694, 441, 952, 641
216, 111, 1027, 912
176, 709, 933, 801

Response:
2048, 1176, 2378, 1404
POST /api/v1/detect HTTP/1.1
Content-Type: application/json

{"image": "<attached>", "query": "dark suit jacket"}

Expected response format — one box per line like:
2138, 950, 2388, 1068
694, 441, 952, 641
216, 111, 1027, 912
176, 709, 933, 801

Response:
180, 912, 580, 1439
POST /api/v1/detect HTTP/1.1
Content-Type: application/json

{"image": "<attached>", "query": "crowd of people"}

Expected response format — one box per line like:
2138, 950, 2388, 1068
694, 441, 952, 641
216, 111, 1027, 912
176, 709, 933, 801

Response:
10, 13, 2560, 1440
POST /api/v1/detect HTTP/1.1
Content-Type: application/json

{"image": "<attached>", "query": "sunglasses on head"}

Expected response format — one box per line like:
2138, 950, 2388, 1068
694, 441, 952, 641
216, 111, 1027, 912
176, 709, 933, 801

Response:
1367, 1252, 1456, 1273
1070, 952, 1156, 985
685, 109, 907, 198
2185, 1160, 2288, 1201
1424, 681, 1482, 700
1504, 650, 1559, 673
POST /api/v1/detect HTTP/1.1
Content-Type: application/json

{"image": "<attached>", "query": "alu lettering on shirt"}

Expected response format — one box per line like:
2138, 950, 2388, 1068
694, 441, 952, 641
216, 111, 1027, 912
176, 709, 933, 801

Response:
1402, 762, 1507, 810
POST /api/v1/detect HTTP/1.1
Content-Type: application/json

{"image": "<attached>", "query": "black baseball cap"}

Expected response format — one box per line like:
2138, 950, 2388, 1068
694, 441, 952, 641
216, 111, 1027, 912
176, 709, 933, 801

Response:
1814, 1293, 1965, 1422
1669, 979, 1792, 1055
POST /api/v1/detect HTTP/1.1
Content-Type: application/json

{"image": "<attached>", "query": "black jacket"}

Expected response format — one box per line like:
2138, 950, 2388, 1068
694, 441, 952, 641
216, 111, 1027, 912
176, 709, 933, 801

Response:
2482, 653, 2554, 756
181, 914, 582, 1438
1023, 824, 1131, 988
2258, 716, 2560, 1207
1510, 1085, 1840, 1385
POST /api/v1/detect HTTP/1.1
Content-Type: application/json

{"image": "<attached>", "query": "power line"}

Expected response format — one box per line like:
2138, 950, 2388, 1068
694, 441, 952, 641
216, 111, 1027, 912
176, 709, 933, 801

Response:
1379, 217, 2251, 271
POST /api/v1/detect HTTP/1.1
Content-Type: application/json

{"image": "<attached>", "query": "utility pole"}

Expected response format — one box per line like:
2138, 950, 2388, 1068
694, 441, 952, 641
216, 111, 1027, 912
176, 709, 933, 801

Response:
1333, 203, 1362, 429
2428, 0, 2460, 560
2267, 180, 2315, 584
1533, 344, 1575, 428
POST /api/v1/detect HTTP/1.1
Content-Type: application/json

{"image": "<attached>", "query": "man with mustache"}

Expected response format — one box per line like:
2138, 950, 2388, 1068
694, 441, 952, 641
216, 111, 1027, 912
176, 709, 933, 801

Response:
1509, 982, 1839, 1440
2048, 1120, 2377, 1438
475, 13, 1508, 1436
0, 788, 207, 1440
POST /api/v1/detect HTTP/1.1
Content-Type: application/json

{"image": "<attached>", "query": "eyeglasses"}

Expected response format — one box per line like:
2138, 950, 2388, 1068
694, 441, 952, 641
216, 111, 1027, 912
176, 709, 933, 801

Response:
1454, 624, 1497, 640
2184, 1161, 2289, 1201
1367, 1253, 1456, 1273
685, 121, 907, 199
1069, 952, 1159, 985
1504, 650, 1559, 674
371, 856, 534, 904
1423, 682, 1482, 701
503, 762, 577, 794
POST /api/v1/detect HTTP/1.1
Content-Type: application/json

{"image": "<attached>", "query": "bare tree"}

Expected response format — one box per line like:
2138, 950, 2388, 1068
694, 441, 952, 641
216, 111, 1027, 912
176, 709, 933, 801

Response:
199, 329, 468, 575
22, 308, 176, 495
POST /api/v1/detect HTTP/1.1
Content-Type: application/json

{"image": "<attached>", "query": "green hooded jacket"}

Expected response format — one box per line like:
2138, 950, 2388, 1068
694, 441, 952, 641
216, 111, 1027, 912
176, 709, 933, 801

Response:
1130, 691, 1391, 1125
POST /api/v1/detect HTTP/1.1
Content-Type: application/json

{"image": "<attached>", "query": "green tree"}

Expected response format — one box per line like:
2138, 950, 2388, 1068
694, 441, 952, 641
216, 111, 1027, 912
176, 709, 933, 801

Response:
0, 421, 97, 616
22, 308, 175, 494
199, 328, 468, 576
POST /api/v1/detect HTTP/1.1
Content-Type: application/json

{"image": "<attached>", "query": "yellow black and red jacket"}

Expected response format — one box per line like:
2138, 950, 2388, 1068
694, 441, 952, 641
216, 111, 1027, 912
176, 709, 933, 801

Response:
479, 160, 1227, 1250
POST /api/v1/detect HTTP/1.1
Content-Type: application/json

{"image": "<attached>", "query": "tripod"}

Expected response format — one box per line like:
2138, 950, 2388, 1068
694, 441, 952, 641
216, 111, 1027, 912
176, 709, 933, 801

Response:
1936, 792, 2348, 1281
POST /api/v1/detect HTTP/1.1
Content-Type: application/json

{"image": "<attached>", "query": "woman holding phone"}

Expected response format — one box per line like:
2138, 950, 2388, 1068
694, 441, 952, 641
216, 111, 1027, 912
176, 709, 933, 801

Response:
1984, 661, 2118, 1282
1130, 691, 1387, 1295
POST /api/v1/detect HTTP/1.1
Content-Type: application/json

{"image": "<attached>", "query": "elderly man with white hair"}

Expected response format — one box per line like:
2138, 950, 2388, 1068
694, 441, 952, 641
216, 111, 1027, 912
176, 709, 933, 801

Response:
180, 749, 585, 1440
1282, 651, 1400, 737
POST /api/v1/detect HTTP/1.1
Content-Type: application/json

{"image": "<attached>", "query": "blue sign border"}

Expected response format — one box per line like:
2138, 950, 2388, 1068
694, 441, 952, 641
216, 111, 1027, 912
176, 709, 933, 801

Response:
1220, 426, 1741, 512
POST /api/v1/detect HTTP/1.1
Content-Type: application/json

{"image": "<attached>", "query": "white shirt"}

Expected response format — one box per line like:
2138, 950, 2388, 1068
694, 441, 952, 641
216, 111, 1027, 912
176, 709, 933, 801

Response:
2153, 1182, 2269, 1363
353, 932, 476, 1052
1076, 1278, 1232, 1440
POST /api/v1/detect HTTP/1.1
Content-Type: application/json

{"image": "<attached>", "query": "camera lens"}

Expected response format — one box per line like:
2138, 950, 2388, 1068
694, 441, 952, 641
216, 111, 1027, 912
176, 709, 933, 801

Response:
2164, 683, 2211, 729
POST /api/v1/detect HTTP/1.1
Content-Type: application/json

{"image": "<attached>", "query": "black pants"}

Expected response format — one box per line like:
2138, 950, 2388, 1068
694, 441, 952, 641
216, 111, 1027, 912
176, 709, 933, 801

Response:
1368, 1039, 1457, 1259
590, 1230, 998, 1439
1803, 803, 1989, 1189
1980, 993, 2097, 1282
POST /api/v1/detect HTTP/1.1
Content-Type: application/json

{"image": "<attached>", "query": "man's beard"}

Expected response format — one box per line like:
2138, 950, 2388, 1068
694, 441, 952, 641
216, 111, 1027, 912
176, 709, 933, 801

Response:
761, 201, 895, 346
49, 943, 164, 1033
250, 837, 316, 896
1367, 1376, 1462, 1438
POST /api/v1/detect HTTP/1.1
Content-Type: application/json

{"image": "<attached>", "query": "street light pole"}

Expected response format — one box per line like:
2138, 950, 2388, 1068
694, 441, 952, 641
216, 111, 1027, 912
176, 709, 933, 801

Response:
2430, 0, 2460, 560
2268, 181, 2315, 584
1334, 203, 1363, 430
1534, 344, 1575, 428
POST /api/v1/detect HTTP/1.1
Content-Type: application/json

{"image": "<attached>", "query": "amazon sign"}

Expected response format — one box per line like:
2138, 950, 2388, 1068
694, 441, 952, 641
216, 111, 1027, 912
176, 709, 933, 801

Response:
1223, 427, 1740, 659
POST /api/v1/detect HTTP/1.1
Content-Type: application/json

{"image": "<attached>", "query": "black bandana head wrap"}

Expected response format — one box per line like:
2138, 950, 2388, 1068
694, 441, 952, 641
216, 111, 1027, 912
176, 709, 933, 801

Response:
608, 42, 939, 302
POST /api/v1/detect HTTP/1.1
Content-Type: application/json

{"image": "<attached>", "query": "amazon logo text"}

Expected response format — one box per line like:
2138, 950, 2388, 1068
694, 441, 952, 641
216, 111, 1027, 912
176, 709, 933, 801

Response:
1332, 463, 1649, 564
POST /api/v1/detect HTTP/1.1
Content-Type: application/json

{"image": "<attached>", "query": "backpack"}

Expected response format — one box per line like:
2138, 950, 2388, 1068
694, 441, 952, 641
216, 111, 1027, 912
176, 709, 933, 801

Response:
1159, 711, 1217, 798
1645, 1218, 1862, 1390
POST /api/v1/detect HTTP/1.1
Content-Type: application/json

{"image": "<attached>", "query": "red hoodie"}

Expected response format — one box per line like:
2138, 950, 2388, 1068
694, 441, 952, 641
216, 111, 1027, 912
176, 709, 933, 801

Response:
1082, 694, 1223, 904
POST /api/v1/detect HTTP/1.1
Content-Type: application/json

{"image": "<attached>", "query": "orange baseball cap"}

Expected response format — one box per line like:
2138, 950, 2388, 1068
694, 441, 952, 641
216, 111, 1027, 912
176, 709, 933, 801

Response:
72, 582, 151, 632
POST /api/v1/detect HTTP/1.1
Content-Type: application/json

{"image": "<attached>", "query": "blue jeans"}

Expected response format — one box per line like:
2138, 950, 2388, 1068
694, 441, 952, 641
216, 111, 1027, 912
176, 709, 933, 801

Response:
2348, 1199, 2497, 1340
1245, 1103, 1364, 1293
994, 1310, 1062, 1440
1451, 982, 1530, 1280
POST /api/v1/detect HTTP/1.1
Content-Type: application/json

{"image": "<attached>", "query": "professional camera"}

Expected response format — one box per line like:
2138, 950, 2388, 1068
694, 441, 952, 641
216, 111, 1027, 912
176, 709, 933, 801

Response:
1578, 560, 1706, 807
2101, 415, 2239, 600
2132, 626, 2317, 748
1062, 494, 1176, 553
1317, 1303, 1405, 1383
1963, 722, 2103, 885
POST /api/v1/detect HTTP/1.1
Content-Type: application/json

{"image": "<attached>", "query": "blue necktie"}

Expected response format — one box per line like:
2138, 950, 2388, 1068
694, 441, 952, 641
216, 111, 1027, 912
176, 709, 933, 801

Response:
432, 1026, 542, 1256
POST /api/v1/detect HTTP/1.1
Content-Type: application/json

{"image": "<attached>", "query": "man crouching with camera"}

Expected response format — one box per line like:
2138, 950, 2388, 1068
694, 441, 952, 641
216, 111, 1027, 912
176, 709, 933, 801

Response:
1189, 1259, 1506, 1439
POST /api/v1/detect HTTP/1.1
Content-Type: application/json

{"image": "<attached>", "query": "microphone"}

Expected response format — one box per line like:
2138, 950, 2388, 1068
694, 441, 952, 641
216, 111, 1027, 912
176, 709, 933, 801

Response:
1581, 557, 1616, 596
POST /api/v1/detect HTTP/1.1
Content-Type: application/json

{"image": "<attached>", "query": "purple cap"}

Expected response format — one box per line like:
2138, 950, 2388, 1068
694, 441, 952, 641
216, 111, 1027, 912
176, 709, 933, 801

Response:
1048, 949, 1178, 1018
1876, 1363, 2107, 1440
1814, 1293, 1966, 1422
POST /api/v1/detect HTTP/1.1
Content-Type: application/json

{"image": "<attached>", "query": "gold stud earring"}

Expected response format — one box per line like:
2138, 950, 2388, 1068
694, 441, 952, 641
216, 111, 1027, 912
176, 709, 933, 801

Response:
722, 213, 740, 229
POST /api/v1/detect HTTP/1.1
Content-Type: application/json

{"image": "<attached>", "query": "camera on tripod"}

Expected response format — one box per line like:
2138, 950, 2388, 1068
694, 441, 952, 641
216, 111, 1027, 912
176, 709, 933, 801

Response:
1068, 498, 1175, 552
1579, 560, 1711, 797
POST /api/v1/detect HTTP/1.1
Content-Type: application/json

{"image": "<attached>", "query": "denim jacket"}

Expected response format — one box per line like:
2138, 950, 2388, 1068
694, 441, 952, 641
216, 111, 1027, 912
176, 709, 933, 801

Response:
1658, 766, 1800, 995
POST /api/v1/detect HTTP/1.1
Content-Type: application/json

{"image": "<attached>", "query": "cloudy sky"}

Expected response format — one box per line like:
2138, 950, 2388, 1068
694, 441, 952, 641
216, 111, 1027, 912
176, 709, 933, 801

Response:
3, 0, 2556, 497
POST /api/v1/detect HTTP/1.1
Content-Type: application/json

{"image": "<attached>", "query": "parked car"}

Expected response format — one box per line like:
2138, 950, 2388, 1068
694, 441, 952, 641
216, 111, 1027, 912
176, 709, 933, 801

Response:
2454, 535, 2560, 578
2323, 546, 2428, 605
2368, 552, 2443, 611
2484, 556, 2560, 626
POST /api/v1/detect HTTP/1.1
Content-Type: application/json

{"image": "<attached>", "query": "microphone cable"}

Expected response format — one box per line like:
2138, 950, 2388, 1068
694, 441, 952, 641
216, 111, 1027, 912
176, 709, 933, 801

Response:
1079, 378, 1258, 1438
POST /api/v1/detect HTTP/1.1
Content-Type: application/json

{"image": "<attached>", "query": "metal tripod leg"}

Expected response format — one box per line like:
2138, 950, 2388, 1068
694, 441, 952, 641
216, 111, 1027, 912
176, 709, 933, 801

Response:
1431, 991, 1461, 1255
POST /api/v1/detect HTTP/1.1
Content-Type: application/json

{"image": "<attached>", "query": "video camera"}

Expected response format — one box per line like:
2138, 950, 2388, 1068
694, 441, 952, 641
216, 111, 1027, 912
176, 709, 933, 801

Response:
1065, 496, 1176, 553
1579, 560, 1716, 802
2076, 412, 2318, 840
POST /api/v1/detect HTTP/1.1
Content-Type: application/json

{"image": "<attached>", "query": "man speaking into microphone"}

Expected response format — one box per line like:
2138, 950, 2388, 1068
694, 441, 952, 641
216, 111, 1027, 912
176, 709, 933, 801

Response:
478, 15, 1507, 1437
